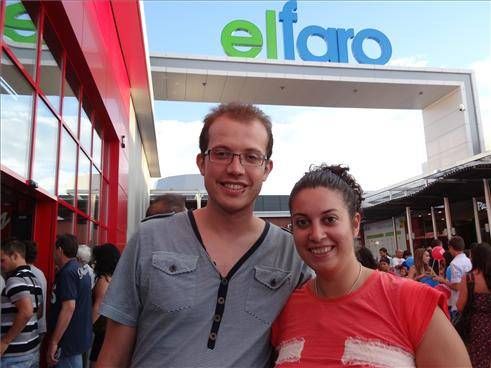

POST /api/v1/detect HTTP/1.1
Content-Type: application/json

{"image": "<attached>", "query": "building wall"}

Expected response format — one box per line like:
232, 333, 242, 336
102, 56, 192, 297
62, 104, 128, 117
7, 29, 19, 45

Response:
127, 98, 151, 238
422, 89, 474, 171
0, 0, 147, 279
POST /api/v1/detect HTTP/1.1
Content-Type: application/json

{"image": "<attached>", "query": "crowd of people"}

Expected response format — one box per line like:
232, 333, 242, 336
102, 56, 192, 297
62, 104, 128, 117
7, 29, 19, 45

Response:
1, 102, 490, 367
1, 237, 120, 368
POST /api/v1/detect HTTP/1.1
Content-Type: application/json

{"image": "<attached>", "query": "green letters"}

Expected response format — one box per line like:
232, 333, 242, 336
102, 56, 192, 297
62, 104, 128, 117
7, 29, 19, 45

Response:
221, 20, 263, 58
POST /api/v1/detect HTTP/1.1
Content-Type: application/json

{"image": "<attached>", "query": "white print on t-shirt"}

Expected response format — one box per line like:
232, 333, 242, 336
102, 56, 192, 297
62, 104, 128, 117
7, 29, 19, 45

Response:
275, 338, 305, 365
341, 337, 415, 368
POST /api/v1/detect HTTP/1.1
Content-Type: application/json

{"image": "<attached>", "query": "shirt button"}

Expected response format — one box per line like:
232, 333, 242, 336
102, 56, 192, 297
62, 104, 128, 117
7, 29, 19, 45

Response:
221, 278, 228, 286
209, 332, 217, 341
213, 314, 221, 322
270, 278, 277, 287
217, 297, 225, 304
169, 265, 177, 273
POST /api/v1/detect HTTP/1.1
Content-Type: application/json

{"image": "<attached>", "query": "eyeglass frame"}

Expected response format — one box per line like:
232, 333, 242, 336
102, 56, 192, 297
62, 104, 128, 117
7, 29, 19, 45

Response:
204, 147, 268, 167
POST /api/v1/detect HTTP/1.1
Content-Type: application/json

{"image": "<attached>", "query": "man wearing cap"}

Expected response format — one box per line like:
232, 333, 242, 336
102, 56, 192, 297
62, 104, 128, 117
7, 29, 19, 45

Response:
97, 103, 310, 367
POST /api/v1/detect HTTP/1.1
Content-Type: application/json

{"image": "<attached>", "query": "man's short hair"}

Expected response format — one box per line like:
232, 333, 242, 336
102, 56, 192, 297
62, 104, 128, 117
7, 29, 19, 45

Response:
24, 240, 38, 264
1, 239, 26, 258
199, 102, 273, 159
449, 235, 465, 251
379, 247, 388, 254
56, 234, 79, 258
146, 194, 187, 217
77, 244, 92, 264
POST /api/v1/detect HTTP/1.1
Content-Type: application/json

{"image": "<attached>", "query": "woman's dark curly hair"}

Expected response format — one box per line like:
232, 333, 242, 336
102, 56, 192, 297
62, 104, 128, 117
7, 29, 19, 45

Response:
93, 243, 120, 278
289, 164, 363, 217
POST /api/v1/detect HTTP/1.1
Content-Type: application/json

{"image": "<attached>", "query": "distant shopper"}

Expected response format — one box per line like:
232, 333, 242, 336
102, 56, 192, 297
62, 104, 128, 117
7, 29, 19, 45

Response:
356, 247, 377, 269
47, 234, 92, 367
77, 244, 95, 289
448, 236, 472, 318
1, 240, 43, 367
142, 194, 187, 222
378, 247, 392, 264
90, 243, 120, 366
25, 241, 48, 339
391, 249, 405, 268
456, 243, 491, 368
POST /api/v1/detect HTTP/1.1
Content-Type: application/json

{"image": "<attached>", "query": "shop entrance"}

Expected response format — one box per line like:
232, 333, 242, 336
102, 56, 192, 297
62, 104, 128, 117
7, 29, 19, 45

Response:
1, 179, 35, 242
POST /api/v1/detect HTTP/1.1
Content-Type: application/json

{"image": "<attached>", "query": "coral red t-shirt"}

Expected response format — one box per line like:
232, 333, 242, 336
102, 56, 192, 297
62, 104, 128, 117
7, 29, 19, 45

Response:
271, 271, 448, 367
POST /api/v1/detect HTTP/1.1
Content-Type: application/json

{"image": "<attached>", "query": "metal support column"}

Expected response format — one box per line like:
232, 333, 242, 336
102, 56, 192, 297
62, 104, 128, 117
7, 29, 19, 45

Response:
444, 197, 452, 240
405, 207, 414, 256
195, 193, 202, 209
430, 206, 438, 239
484, 179, 491, 236
472, 197, 482, 243
392, 217, 399, 249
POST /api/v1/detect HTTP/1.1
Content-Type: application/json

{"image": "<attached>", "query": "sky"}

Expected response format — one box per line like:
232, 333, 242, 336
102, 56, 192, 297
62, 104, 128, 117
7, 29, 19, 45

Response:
143, 1, 491, 194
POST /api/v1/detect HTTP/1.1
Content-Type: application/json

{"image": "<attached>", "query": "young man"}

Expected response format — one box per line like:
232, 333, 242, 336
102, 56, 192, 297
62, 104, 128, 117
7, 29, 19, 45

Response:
47, 234, 92, 368
1, 240, 43, 368
447, 236, 472, 317
97, 103, 310, 367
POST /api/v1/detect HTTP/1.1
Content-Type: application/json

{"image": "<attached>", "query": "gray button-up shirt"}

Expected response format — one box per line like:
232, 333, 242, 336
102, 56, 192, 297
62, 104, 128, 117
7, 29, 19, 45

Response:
100, 211, 310, 368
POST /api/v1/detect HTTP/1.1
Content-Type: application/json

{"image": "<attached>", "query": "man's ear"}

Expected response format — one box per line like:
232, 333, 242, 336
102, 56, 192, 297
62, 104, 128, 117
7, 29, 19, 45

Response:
196, 153, 205, 175
262, 159, 273, 182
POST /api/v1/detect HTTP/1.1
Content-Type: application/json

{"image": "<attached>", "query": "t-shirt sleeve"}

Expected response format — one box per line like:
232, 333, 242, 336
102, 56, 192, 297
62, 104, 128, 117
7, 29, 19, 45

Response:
400, 280, 448, 349
6, 277, 31, 303
99, 231, 142, 327
450, 263, 463, 284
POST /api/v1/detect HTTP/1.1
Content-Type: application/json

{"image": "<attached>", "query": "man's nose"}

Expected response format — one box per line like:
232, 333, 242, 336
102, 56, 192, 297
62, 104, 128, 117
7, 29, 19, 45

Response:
226, 154, 245, 174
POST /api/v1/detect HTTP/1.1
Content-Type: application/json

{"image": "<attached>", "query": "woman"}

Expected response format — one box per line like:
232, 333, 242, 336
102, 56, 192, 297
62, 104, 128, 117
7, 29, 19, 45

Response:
456, 243, 491, 368
89, 243, 120, 366
272, 164, 470, 367
408, 248, 439, 287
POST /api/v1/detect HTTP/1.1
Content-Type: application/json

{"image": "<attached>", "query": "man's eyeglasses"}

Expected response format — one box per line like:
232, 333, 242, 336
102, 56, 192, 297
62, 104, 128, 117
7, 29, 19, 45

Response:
204, 148, 267, 167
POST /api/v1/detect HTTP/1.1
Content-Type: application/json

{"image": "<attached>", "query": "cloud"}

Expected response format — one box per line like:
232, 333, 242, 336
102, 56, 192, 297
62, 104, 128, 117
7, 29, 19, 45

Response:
388, 55, 429, 67
155, 108, 426, 194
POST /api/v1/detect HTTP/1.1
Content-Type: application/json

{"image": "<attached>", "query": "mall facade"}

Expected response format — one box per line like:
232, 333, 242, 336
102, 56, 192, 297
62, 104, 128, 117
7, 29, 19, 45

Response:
1, 0, 158, 281
1, 0, 490, 283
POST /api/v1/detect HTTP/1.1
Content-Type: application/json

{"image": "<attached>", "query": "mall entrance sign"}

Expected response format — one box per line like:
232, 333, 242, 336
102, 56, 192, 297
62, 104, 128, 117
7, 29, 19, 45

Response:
221, 0, 392, 65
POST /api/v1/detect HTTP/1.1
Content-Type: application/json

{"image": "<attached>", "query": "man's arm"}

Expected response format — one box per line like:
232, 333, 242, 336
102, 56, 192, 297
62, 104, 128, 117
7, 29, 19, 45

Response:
47, 300, 75, 366
456, 277, 468, 312
415, 307, 471, 367
95, 319, 136, 368
0, 297, 33, 355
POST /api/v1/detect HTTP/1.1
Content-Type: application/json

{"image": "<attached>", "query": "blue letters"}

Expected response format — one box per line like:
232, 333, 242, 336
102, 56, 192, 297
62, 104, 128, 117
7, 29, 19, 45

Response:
221, 1, 392, 65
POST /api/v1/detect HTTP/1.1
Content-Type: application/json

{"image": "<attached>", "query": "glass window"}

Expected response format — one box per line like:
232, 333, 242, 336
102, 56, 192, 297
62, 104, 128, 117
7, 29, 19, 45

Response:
77, 215, 88, 245
77, 150, 91, 214
89, 221, 99, 246
93, 129, 102, 169
58, 128, 77, 204
79, 104, 92, 153
39, 19, 62, 112
2, 1, 38, 79
1, 51, 34, 178
91, 165, 101, 221
32, 97, 59, 194
57, 205, 74, 235
62, 64, 80, 135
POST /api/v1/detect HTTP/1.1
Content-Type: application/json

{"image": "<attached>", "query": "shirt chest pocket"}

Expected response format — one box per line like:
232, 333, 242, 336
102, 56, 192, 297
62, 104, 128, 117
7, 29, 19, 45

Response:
245, 265, 292, 325
149, 251, 199, 313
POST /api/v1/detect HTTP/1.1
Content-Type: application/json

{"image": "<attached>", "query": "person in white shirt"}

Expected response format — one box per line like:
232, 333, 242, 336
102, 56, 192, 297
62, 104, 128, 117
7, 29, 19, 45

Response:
390, 249, 405, 268
447, 236, 472, 317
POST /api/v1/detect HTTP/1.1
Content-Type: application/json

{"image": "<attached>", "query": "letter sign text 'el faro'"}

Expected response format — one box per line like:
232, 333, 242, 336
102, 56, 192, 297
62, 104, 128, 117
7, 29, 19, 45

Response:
221, 0, 392, 65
